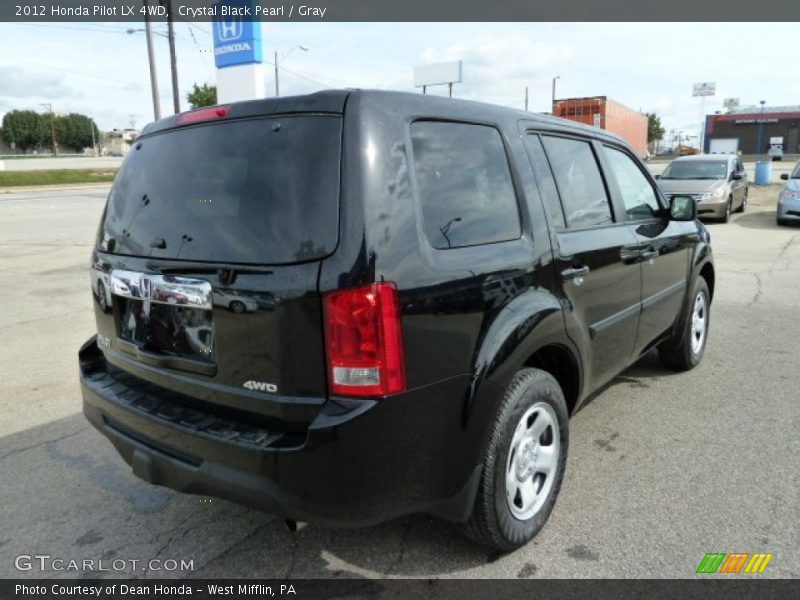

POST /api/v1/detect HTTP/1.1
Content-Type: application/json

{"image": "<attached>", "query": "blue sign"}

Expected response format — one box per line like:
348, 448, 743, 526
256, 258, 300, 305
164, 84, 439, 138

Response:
212, 0, 263, 69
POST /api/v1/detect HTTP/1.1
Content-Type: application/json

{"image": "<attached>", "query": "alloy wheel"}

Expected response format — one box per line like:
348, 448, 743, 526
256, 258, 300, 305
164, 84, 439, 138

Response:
505, 402, 560, 520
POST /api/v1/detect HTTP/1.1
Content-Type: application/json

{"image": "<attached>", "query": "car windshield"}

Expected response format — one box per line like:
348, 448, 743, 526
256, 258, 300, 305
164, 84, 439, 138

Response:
661, 160, 729, 180
792, 165, 800, 178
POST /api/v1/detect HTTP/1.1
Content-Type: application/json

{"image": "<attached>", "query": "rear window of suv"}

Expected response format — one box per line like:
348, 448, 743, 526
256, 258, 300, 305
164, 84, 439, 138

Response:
410, 121, 521, 249
99, 115, 341, 265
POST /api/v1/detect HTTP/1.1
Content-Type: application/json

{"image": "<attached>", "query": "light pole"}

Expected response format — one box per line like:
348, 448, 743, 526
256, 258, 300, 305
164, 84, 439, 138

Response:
274, 45, 308, 97
756, 99, 766, 156
551, 75, 560, 113
39, 103, 57, 156
439, 217, 461, 249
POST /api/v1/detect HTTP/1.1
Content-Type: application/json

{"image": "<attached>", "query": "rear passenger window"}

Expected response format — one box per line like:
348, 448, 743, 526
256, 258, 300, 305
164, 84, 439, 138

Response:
541, 136, 613, 229
602, 145, 661, 221
524, 134, 566, 230
410, 121, 521, 249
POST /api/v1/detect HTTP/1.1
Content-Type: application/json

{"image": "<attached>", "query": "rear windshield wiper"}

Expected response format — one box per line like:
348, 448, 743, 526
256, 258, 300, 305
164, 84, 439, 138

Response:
146, 261, 273, 274
145, 261, 274, 285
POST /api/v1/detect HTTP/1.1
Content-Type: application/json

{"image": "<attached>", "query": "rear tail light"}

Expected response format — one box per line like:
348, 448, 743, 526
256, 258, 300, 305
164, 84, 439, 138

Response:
323, 283, 406, 397
176, 105, 230, 125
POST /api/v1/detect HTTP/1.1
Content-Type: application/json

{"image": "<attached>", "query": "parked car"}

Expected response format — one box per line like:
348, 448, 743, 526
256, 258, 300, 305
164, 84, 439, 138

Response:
655, 154, 749, 223
79, 90, 714, 551
90, 263, 112, 313
676, 145, 699, 156
213, 290, 259, 313
777, 162, 800, 225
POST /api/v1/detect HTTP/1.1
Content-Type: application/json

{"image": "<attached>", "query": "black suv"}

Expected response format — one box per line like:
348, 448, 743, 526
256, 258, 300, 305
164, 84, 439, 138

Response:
80, 90, 714, 551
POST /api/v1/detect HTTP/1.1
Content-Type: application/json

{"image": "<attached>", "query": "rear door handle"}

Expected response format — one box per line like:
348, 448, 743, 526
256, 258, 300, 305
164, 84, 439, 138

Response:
561, 265, 590, 281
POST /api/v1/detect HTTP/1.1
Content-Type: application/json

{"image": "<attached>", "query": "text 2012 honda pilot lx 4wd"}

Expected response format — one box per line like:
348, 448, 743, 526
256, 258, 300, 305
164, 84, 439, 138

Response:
80, 90, 714, 551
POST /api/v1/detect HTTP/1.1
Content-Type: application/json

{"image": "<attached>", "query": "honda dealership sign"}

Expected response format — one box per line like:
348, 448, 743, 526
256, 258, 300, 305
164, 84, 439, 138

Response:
213, 0, 263, 69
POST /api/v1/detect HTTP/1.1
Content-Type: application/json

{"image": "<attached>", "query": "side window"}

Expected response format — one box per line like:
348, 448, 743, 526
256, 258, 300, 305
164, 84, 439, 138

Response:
410, 121, 521, 249
524, 134, 566, 230
602, 145, 662, 221
541, 136, 613, 229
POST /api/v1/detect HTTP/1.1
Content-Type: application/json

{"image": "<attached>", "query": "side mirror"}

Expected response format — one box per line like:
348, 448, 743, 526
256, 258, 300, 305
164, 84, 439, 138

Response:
669, 195, 696, 222
780, 173, 789, 181
731, 172, 743, 180
654, 174, 661, 180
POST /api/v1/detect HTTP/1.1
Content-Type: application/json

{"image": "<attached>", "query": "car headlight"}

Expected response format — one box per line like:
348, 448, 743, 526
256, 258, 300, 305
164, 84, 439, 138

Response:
700, 188, 726, 201
780, 190, 800, 201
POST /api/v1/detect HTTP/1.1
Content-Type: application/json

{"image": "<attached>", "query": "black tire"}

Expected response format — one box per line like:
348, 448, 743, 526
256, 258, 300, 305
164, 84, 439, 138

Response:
461, 368, 569, 551
720, 197, 733, 223
777, 217, 787, 226
736, 190, 747, 213
230, 300, 246, 314
96, 281, 109, 312
659, 277, 710, 371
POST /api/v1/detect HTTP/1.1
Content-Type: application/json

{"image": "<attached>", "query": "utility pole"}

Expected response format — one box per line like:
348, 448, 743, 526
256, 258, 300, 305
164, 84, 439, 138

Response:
524, 86, 529, 111
90, 120, 97, 156
163, 0, 180, 113
143, 0, 161, 120
274, 51, 279, 96
274, 46, 308, 97
39, 103, 57, 156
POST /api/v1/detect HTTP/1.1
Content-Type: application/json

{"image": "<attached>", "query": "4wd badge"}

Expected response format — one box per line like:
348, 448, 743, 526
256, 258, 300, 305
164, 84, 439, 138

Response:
242, 380, 278, 393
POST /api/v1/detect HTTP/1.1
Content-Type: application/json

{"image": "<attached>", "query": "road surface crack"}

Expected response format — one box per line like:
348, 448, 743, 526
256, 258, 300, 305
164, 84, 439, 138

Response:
0, 427, 88, 461
748, 273, 763, 306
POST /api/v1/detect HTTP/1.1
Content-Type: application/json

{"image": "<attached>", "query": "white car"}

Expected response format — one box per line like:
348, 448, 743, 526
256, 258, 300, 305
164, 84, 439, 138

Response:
213, 291, 258, 313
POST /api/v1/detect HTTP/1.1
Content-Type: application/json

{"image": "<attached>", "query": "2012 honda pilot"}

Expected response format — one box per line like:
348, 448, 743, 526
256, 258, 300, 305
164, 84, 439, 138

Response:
80, 90, 714, 551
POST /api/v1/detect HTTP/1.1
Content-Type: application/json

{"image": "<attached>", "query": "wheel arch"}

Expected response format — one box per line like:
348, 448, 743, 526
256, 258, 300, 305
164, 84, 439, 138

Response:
471, 290, 584, 417
522, 344, 581, 415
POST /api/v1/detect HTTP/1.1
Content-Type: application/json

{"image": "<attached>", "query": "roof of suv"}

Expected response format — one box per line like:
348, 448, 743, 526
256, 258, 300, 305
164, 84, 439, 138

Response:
141, 89, 632, 149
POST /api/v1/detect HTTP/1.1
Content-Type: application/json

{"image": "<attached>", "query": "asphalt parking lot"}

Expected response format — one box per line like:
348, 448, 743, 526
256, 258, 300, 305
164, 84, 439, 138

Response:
0, 185, 798, 579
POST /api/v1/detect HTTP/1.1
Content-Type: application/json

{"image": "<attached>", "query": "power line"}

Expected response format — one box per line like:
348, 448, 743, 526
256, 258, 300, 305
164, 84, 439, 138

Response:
262, 58, 331, 90
184, 23, 213, 79
0, 55, 142, 86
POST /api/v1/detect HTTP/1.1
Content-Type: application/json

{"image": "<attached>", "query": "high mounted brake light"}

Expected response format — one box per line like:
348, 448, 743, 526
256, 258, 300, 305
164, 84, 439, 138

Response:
323, 283, 406, 398
176, 105, 230, 125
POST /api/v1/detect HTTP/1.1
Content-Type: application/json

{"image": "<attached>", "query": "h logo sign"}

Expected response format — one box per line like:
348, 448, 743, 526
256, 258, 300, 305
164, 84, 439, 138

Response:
217, 18, 242, 41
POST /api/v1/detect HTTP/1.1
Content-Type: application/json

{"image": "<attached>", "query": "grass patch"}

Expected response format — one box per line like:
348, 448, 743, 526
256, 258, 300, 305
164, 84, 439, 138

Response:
0, 169, 117, 187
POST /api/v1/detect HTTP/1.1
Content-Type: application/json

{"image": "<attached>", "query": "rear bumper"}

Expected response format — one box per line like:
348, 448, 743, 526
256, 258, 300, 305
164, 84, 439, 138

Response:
80, 337, 485, 526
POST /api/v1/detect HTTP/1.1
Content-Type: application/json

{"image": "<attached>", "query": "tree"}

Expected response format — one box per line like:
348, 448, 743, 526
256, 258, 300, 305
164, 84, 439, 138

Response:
1, 110, 48, 153
646, 113, 665, 143
187, 83, 217, 108
54, 113, 100, 151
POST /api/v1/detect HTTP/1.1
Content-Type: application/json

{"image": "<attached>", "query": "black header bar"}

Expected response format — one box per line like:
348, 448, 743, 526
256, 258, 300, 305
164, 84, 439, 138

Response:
2, 0, 800, 22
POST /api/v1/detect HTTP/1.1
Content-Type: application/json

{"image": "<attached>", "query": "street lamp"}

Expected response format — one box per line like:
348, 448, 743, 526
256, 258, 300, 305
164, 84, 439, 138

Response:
551, 75, 560, 113
439, 217, 462, 249
274, 45, 309, 97
756, 99, 767, 155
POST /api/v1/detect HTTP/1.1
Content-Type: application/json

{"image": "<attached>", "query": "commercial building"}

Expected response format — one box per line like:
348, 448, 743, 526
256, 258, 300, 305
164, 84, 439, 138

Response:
552, 96, 648, 158
704, 105, 800, 156
101, 129, 138, 157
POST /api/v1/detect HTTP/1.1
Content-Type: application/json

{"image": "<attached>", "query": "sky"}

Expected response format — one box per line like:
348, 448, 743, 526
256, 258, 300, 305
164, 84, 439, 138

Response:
1, 21, 798, 143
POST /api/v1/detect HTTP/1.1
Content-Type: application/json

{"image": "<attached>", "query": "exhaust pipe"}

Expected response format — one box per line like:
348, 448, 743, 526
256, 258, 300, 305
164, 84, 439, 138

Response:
283, 519, 307, 533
